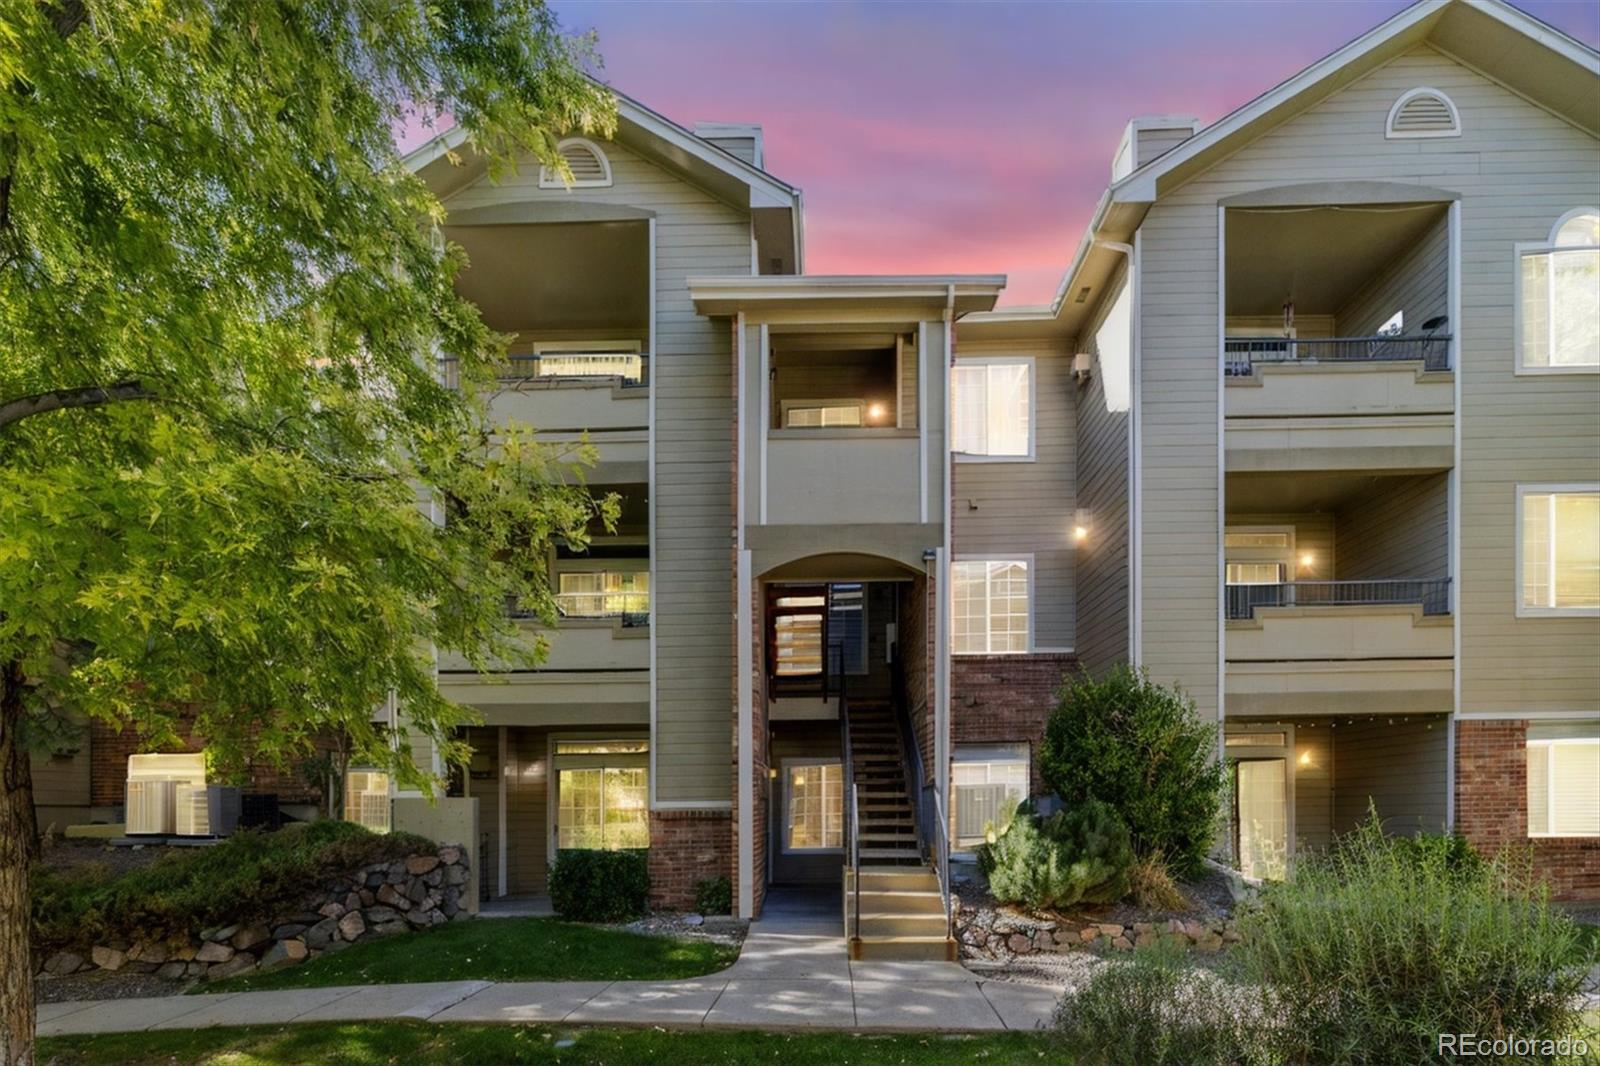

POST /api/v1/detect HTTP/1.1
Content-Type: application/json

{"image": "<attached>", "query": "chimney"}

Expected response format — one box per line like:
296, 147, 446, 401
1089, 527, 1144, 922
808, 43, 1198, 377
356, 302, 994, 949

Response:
1111, 116, 1201, 182
694, 123, 764, 168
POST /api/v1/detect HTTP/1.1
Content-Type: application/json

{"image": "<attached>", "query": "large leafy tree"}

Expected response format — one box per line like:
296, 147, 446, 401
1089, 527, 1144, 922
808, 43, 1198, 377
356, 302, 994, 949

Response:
0, 2, 617, 1060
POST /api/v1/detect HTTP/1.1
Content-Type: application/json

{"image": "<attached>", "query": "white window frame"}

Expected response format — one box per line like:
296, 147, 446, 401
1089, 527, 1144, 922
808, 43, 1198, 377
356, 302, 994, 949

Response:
538, 137, 614, 189
782, 758, 844, 854
1526, 736, 1600, 838
548, 734, 650, 855
951, 744, 1030, 856
1514, 484, 1600, 618
1514, 208, 1600, 375
951, 555, 1034, 656
952, 356, 1036, 462
779, 398, 865, 429
1384, 87, 1461, 140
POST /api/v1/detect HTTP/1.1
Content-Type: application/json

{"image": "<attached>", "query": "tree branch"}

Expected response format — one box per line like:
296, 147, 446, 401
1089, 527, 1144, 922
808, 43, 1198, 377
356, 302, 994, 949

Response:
0, 381, 155, 429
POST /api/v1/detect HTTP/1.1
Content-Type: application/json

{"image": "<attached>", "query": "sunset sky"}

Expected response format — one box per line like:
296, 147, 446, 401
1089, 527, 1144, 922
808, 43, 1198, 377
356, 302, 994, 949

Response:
538, 0, 1599, 306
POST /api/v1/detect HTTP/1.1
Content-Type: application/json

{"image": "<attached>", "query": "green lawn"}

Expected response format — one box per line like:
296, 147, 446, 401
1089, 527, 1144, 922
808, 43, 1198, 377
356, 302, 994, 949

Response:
39, 1023, 1057, 1065
201, 918, 740, 993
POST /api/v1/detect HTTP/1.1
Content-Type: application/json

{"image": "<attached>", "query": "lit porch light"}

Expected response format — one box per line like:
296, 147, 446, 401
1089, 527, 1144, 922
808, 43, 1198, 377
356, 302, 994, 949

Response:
866, 402, 888, 423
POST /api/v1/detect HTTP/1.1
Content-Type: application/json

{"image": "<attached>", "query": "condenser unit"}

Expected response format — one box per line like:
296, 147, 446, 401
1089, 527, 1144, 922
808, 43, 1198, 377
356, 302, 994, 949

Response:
125, 779, 176, 835
174, 785, 241, 838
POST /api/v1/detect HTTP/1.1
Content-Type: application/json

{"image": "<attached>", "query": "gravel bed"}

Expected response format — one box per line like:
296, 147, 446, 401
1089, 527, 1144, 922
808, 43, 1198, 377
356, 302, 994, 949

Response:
35, 969, 193, 1004
616, 913, 748, 947
38, 839, 169, 879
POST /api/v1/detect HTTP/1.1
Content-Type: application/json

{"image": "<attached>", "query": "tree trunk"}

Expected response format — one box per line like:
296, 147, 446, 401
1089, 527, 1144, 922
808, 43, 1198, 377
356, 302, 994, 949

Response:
0, 659, 38, 1066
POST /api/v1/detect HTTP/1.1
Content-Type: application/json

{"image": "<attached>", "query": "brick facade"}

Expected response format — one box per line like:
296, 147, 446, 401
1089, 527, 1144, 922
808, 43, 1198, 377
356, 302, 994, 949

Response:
899, 575, 936, 785
1456, 719, 1600, 901
648, 808, 734, 909
952, 653, 1077, 795
89, 718, 328, 809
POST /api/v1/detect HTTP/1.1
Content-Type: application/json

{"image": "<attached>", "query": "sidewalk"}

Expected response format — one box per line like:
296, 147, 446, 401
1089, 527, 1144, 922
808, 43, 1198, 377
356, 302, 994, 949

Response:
37, 903, 1063, 1037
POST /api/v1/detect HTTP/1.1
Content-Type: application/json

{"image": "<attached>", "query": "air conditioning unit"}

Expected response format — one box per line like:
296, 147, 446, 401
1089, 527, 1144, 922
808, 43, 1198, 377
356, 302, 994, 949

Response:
175, 784, 210, 836
126, 779, 176, 835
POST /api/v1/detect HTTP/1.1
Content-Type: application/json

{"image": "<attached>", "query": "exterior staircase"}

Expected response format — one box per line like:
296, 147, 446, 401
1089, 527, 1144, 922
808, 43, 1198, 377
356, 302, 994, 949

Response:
842, 702, 956, 961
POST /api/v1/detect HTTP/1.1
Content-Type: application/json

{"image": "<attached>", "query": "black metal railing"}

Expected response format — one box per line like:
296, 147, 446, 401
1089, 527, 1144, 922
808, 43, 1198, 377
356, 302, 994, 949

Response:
832, 642, 862, 948
1225, 578, 1452, 620
1224, 335, 1451, 376
507, 595, 648, 627
436, 352, 649, 391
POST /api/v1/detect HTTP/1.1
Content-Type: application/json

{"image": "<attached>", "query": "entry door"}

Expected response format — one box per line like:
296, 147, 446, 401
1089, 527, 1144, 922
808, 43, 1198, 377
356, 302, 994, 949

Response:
1235, 759, 1288, 881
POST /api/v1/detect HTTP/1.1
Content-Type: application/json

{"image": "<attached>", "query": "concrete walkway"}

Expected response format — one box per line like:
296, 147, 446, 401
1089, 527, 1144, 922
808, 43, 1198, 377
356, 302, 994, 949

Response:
37, 889, 1064, 1037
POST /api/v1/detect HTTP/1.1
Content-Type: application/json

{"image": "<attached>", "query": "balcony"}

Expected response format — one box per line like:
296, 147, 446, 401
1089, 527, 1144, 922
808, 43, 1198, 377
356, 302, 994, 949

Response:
1225, 578, 1451, 620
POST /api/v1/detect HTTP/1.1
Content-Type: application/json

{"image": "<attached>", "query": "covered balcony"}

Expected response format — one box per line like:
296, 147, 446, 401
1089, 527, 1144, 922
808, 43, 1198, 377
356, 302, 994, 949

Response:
1222, 190, 1455, 472
1224, 470, 1453, 717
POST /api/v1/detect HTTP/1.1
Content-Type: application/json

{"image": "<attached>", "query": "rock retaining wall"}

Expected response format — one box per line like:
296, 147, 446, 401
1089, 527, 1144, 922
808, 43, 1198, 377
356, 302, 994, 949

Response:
956, 901, 1241, 961
39, 845, 470, 984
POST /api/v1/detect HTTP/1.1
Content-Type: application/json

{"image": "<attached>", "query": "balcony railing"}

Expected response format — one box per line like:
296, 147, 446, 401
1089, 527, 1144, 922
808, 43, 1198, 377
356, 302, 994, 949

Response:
1224, 335, 1451, 376
437, 353, 649, 391
1226, 578, 1451, 620
507, 593, 649, 627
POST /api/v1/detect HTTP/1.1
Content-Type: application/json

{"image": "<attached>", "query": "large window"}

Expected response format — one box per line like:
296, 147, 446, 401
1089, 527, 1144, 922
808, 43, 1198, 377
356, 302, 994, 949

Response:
1518, 487, 1600, 615
1527, 726, 1600, 837
952, 745, 1029, 851
555, 739, 648, 851
1518, 210, 1599, 372
557, 571, 649, 619
785, 761, 843, 851
344, 771, 391, 833
953, 359, 1033, 460
952, 559, 1030, 655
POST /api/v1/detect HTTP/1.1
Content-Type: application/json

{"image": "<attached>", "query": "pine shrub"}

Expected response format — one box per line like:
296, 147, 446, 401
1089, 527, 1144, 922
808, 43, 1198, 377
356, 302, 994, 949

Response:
978, 800, 1134, 910
548, 849, 650, 922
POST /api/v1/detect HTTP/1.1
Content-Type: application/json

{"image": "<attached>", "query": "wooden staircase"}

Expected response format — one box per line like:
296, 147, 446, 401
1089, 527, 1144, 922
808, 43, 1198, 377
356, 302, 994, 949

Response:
843, 702, 956, 961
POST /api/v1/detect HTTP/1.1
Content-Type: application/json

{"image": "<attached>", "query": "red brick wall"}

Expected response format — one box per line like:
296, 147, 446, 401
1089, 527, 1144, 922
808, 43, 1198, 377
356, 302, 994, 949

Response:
649, 808, 733, 910
1456, 719, 1600, 901
952, 653, 1076, 795
899, 576, 936, 786
90, 718, 328, 808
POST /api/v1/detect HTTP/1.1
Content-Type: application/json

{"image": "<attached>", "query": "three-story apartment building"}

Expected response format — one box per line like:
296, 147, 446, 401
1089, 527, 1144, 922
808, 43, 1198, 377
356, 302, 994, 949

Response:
34, 0, 1598, 943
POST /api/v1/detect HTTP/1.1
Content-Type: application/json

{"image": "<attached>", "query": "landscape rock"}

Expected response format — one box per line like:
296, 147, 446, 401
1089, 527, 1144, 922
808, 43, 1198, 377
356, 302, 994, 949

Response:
202, 924, 239, 944
365, 905, 401, 925
337, 911, 366, 942
318, 902, 345, 920
1111, 936, 1133, 951
205, 953, 257, 982
43, 951, 84, 976
372, 919, 407, 937
306, 917, 340, 950
231, 924, 271, 951
439, 846, 462, 865
376, 884, 409, 910
195, 941, 235, 964
272, 923, 307, 941
406, 855, 441, 876
90, 946, 127, 971
1006, 934, 1032, 954
259, 939, 309, 971
155, 961, 189, 981
683, 913, 705, 927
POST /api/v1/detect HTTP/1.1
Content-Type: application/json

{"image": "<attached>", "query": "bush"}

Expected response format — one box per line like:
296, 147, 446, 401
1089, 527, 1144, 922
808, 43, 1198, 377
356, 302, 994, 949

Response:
694, 876, 732, 916
548, 849, 649, 922
1040, 665, 1226, 878
1235, 816, 1589, 1063
977, 799, 1132, 910
32, 820, 433, 951
1127, 852, 1187, 911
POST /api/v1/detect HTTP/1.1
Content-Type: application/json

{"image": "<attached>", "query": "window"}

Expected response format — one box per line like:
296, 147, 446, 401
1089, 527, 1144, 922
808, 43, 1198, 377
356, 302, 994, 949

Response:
344, 771, 391, 833
827, 584, 868, 675
557, 571, 649, 618
786, 761, 843, 850
555, 739, 648, 850
528, 342, 643, 384
952, 559, 1030, 655
782, 400, 863, 428
1226, 563, 1286, 586
952, 745, 1029, 850
538, 138, 613, 188
1527, 727, 1600, 837
1518, 210, 1600, 372
953, 359, 1033, 459
1518, 487, 1600, 615
1385, 88, 1461, 139
771, 591, 826, 677
1224, 532, 1291, 549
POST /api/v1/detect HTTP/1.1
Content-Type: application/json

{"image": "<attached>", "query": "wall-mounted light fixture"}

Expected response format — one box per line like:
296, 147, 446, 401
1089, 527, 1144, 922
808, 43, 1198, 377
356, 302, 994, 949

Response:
867, 402, 888, 423
1299, 551, 1315, 569
1073, 508, 1091, 544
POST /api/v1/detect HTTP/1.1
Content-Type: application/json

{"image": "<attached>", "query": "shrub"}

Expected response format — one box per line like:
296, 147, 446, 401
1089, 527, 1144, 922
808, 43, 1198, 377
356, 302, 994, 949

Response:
1040, 665, 1226, 878
694, 876, 732, 916
1127, 852, 1187, 912
1235, 815, 1589, 1063
32, 820, 433, 951
978, 800, 1132, 910
548, 849, 649, 922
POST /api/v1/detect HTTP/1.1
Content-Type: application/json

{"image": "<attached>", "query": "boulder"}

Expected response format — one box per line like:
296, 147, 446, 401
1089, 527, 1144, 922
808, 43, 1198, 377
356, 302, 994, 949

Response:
1006, 934, 1032, 954
1033, 931, 1054, 952
385, 862, 406, 884
1096, 923, 1124, 938
42, 951, 84, 976
90, 946, 127, 971
444, 864, 469, 887
231, 924, 271, 952
155, 961, 189, 981
174, 943, 198, 961
318, 902, 346, 920
306, 917, 341, 950
272, 923, 307, 941
404, 907, 433, 927
372, 919, 407, 937
195, 941, 235, 964
429, 910, 448, 926
406, 855, 441, 876
376, 884, 409, 910
365, 872, 385, 889
338, 911, 366, 941
1135, 931, 1158, 947
1078, 927, 1099, 943
205, 953, 257, 982
202, 924, 239, 943
683, 913, 705, 927
364, 905, 401, 924
259, 939, 309, 972
438, 846, 463, 865
128, 941, 167, 965
345, 892, 362, 913
405, 878, 428, 903
1111, 936, 1133, 951
423, 868, 444, 888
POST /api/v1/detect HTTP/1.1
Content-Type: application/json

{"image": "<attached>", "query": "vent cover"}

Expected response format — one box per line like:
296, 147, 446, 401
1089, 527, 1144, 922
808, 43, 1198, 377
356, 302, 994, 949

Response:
1386, 89, 1460, 139
539, 138, 613, 188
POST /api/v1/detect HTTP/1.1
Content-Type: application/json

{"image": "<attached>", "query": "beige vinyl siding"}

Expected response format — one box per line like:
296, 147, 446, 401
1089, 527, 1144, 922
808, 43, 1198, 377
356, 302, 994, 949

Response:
1137, 127, 1196, 169
30, 749, 90, 810
1334, 210, 1449, 337
899, 336, 920, 429
1292, 726, 1333, 853
1336, 473, 1449, 580
447, 138, 750, 802
506, 728, 550, 895
953, 338, 1077, 650
1329, 716, 1448, 835
1148, 46, 1600, 718
1074, 280, 1132, 675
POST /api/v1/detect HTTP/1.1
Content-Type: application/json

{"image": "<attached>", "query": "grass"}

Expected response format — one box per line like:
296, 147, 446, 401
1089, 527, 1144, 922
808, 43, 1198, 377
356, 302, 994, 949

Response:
39, 1023, 1057, 1065
202, 917, 740, 992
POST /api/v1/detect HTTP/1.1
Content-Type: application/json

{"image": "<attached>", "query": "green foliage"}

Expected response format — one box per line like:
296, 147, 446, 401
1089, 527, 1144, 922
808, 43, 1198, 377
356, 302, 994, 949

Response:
1234, 815, 1589, 1064
977, 800, 1133, 910
1040, 665, 1226, 878
694, 876, 732, 916
31, 821, 432, 950
0, 1, 619, 797
548, 850, 649, 923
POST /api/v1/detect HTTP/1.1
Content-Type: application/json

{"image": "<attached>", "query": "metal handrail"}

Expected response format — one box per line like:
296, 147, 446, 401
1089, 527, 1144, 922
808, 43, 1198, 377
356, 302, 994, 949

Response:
849, 782, 861, 945
1224, 334, 1451, 376
1225, 578, 1452, 620
832, 640, 862, 948
436, 352, 650, 391
931, 788, 952, 943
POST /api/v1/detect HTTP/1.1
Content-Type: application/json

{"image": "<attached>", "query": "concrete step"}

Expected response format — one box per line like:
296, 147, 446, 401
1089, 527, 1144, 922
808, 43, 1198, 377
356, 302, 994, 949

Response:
849, 935, 958, 962
857, 887, 947, 914
851, 912, 951, 939
858, 846, 921, 861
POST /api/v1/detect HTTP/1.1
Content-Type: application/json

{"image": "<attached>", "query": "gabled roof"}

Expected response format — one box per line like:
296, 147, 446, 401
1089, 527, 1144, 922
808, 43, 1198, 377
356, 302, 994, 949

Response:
962, 0, 1600, 341
403, 85, 806, 270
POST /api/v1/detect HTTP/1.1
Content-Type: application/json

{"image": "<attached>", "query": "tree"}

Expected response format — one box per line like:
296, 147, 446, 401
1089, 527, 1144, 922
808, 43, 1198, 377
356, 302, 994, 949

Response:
0, 3, 617, 1060
1039, 665, 1227, 880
